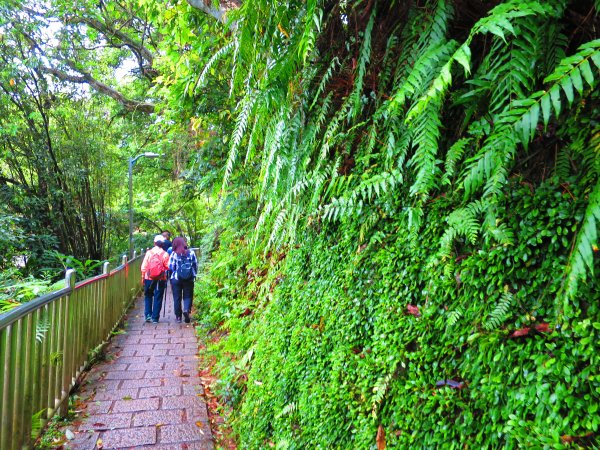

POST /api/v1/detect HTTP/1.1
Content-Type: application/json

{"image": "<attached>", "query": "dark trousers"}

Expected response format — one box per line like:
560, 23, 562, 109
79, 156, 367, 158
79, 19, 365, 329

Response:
171, 278, 194, 319
144, 279, 166, 321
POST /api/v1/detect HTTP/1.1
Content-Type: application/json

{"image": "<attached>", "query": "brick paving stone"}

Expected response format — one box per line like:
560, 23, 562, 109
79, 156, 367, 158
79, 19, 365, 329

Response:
165, 332, 193, 338
94, 388, 139, 401
182, 384, 205, 396
162, 396, 204, 410
112, 336, 141, 345
162, 377, 201, 387
168, 347, 198, 356
139, 385, 182, 398
116, 347, 138, 356
129, 343, 156, 352
123, 329, 144, 335
159, 423, 208, 444
116, 356, 149, 364
66, 430, 100, 449
105, 369, 146, 380
149, 355, 185, 363
97, 362, 129, 371
132, 409, 185, 427
112, 397, 160, 413
137, 347, 168, 356
141, 329, 163, 335
94, 379, 123, 389
78, 413, 133, 431
145, 369, 183, 379
154, 342, 185, 350
184, 405, 209, 423
128, 362, 165, 371
142, 337, 172, 344
120, 378, 162, 389
100, 426, 156, 448
162, 362, 197, 372
85, 400, 112, 415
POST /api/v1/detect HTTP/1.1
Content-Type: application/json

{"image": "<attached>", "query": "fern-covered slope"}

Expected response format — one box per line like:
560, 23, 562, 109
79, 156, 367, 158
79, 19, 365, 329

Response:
193, 0, 600, 448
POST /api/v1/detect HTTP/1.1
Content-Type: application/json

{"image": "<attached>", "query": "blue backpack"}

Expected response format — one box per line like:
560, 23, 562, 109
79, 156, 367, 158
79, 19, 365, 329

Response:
177, 251, 194, 280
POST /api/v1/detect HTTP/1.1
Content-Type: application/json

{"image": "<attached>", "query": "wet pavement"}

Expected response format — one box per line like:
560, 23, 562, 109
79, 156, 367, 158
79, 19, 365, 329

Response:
66, 287, 213, 449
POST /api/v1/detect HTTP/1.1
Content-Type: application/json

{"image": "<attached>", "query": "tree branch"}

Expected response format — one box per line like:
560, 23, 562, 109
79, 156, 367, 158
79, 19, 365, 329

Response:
186, 0, 241, 23
66, 16, 154, 65
43, 66, 155, 114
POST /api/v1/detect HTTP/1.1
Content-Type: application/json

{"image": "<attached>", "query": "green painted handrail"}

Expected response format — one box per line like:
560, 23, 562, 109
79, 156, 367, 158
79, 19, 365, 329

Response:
0, 251, 147, 449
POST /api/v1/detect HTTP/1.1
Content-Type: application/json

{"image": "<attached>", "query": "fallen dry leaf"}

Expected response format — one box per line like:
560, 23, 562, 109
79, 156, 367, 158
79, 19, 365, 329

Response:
534, 323, 550, 333
406, 305, 421, 317
510, 327, 531, 338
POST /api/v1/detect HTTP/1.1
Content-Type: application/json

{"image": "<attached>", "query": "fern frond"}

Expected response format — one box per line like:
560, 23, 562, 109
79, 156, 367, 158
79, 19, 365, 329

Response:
371, 365, 396, 419
350, 8, 375, 119
309, 57, 339, 111
439, 202, 485, 257
267, 208, 288, 248
408, 99, 443, 197
193, 42, 234, 93
275, 402, 297, 419
447, 307, 464, 327
484, 288, 513, 330
298, 0, 321, 64
261, 114, 287, 195
518, 39, 600, 145
561, 178, 600, 307
443, 138, 472, 182
223, 92, 257, 189
389, 41, 455, 111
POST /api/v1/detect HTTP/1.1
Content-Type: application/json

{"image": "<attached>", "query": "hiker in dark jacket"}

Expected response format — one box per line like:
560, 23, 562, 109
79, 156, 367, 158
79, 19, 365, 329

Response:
168, 236, 198, 323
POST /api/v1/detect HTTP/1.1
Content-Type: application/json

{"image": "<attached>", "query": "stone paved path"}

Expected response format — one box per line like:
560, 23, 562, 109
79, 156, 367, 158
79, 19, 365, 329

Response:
67, 287, 213, 449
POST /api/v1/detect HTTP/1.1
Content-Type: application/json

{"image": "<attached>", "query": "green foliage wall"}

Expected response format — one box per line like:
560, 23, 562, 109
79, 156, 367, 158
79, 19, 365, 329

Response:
187, 0, 600, 447
200, 176, 599, 448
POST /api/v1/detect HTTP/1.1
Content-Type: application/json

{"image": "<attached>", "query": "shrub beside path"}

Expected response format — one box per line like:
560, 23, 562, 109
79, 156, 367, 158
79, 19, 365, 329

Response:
66, 289, 213, 449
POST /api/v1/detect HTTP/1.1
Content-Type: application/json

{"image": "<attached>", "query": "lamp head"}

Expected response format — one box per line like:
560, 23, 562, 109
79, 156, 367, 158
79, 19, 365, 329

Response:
142, 152, 161, 158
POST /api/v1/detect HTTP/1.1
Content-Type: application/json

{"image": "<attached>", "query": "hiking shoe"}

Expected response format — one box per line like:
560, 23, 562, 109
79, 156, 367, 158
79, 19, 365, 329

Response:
176, 317, 182, 323
183, 312, 190, 323
145, 316, 152, 323
152, 319, 159, 324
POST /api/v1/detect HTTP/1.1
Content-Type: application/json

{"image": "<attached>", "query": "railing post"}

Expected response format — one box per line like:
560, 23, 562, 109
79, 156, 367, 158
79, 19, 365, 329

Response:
64, 269, 75, 289
122, 254, 128, 266
133, 250, 137, 259
103, 262, 110, 275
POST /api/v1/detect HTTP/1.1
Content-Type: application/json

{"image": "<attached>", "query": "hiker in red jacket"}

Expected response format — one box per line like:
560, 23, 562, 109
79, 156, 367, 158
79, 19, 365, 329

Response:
140, 235, 170, 323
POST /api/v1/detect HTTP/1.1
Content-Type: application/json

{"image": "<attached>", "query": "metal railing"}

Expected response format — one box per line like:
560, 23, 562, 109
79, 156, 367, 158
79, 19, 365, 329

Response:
0, 251, 147, 449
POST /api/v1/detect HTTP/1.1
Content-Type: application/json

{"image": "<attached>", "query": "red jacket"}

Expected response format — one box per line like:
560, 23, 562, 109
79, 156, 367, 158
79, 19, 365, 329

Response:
141, 245, 170, 281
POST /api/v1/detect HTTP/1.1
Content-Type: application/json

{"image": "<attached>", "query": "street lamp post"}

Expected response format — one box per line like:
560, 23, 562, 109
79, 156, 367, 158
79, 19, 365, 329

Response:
128, 152, 161, 258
